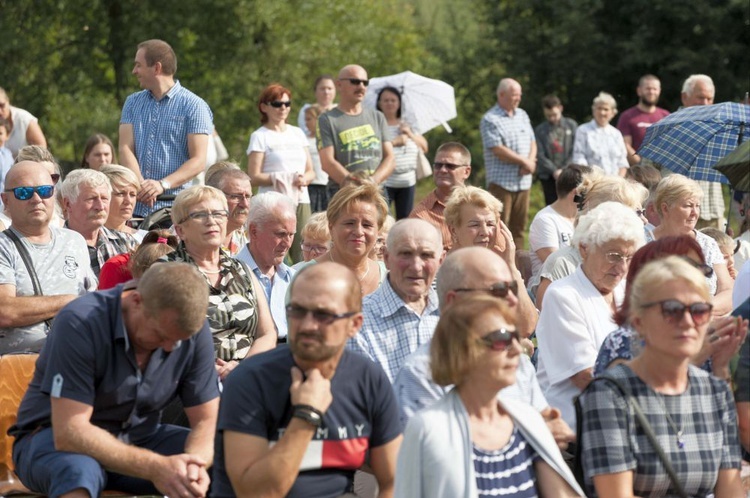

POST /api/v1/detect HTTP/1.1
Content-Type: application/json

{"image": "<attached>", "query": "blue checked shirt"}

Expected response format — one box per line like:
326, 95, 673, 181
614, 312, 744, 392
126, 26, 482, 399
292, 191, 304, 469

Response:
120, 80, 213, 216
347, 276, 440, 383
480, 104, 535, 192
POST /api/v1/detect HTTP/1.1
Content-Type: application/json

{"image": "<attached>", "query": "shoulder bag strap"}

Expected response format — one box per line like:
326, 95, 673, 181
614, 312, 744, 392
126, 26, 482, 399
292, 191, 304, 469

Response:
3, 229, 53, 330
580, 376, 688, 498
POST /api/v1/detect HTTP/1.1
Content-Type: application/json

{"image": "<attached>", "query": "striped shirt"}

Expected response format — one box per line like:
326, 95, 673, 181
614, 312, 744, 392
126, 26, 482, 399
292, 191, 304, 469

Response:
480, 105, 535, 192
409, 189, 452, 251
120, 80, 213, 216
473, 427, 539, 497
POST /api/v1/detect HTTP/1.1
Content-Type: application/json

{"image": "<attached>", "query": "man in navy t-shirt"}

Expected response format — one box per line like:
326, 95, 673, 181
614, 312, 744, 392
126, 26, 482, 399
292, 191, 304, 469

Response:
213, 262, 403, 497
10, 263, 220, 498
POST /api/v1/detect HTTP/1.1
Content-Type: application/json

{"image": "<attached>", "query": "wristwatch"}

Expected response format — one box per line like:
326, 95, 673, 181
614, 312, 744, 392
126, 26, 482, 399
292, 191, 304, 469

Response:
292, 404, 324, 428
159, 179, 171, 191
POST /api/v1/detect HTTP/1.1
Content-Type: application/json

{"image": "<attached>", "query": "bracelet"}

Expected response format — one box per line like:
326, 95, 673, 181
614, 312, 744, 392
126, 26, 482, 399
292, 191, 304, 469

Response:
292, 404, 324, 428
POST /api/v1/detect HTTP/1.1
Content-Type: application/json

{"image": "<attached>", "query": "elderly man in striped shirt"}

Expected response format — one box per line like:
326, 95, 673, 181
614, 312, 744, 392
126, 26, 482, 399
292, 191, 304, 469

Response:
119, 39, 213, 217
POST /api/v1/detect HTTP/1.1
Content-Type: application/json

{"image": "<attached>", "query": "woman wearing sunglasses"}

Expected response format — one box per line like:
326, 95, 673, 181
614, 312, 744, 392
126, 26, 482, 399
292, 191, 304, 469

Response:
395, 295, 583, 497
579, 256, 744, 497
248, 83, 315, 263
165, 186, 276, 381
647, 174, 733, 316
595, 235, 747, 380
535, 201, 645, 429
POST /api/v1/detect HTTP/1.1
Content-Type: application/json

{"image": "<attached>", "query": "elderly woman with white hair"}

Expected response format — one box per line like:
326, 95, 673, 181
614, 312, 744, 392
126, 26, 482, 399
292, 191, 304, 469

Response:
648, 173, 733, 316
571, 92, 629, 177
536, 201, 646, 428
99, 164, 148, 242
165, 185, 276, 380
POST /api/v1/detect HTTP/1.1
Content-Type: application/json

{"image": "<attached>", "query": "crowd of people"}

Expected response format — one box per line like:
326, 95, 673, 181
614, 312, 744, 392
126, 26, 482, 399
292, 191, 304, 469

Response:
0, 38, 749, 498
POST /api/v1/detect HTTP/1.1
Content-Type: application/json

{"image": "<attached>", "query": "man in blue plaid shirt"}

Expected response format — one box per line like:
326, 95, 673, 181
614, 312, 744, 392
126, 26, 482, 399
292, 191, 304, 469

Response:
119, 39, 213, 217
480, 78, 537, 247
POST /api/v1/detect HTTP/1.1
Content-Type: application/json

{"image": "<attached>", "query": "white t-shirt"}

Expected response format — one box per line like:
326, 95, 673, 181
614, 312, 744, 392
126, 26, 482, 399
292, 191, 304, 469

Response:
535, 266, 623, 428
528, 205, 574, 280
247, 125, 310, 203
308, 136, 327, 186
7, 106, 37, 158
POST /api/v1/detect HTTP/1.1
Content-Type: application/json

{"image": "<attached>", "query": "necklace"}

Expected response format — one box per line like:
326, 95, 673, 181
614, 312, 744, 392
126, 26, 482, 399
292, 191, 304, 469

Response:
329, 252, 370, 290
654, 392, 685, 449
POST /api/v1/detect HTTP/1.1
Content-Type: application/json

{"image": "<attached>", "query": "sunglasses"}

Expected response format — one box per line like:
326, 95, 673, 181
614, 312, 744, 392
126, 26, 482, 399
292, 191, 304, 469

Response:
679, 256, 714, 278
268, 101, 292, 108
478, 328, 520, 351
433, 161, 466, 171
641, 299, 713, 326
635, 208, 646, 218
340, 78, 369, 87
454, 280, 519, 299
4, 185, 55, 201
286, 304, 357, 325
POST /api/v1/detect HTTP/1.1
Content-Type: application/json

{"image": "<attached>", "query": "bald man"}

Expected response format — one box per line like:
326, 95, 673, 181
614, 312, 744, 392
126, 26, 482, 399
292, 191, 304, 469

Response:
317, 64, 394, 195
212, 262, 402, 498
0, 161, 94, 354
349, 219, 445, 382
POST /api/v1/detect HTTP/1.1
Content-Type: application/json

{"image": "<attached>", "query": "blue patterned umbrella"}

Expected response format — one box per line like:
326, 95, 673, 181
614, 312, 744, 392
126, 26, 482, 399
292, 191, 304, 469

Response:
638, 102, 749, 184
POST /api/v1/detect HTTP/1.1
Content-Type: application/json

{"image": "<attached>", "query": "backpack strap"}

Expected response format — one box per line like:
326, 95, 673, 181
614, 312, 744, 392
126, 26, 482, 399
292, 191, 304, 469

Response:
3, 229, 53, 330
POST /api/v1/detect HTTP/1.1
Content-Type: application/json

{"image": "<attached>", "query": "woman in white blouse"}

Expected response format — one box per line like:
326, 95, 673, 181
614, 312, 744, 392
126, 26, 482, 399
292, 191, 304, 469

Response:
247, 84, 315, 263
572, 92, 628, 177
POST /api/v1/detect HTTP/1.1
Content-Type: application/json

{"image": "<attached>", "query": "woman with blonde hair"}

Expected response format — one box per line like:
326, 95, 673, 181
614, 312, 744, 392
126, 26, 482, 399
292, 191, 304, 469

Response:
572, 92, 628, 177
99, 164, 147, 241
396, 294, 583, 497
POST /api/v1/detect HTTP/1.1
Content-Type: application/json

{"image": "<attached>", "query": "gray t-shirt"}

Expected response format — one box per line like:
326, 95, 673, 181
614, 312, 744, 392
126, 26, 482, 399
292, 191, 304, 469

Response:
0, 226, 96, 353
316, 107, 389, 186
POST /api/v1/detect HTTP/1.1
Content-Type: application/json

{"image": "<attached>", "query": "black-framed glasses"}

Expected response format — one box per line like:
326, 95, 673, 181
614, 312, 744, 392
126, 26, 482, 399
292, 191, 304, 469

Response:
179, 210, 229, 224
4, 185, 55, 201
50, 173, 61, 185
679, 256, 714, 278
605, 252, 634, 265
286, 304, 357, 325
478, 328, 520, 351
454, 280, 519, 299
268, 101, 292, 108
641, 299, 713, 326
224, 192, 251, 202
340, 78, 369, 87
433, 161, 467, 171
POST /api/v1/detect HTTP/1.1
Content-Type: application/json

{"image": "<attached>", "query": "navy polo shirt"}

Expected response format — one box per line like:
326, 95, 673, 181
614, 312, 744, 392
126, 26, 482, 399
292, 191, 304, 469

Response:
10, 285, 219, 444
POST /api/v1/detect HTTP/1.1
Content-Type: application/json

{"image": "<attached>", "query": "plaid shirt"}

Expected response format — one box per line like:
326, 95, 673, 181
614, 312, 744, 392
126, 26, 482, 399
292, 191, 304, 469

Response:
480, 104, 535, 192
65, 223, 137, 278
120, 80, 213, 216
580, 364, 741, 497
697, 180, 724, 220
409, 189, 452, 251
347, 276, 440, 383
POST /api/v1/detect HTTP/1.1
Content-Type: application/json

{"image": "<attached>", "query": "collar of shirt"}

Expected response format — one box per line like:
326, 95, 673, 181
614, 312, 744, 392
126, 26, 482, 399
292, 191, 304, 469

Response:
148, 79, 183, 102
235, 245, 292, 282
366, 274, 439, 318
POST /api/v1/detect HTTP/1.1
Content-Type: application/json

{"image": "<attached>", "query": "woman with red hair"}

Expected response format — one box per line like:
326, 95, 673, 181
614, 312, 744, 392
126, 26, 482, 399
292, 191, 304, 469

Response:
247, 83, 315, 262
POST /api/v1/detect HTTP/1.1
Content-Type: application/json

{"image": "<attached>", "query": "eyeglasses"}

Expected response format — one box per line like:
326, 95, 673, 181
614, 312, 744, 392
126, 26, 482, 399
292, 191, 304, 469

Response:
478, 328, 520, 351
179, 210, 229, 224
224, 192, 251, 202
4, 185, 55, 201
268, 101, 292, 108
454, 280, 519, 299
286, 304, 357, 325
679, 256, 714, 278
433, 162, 467, 171
340, 78, 369, 87
50, 174, 60, 185
641, 299, 713, 326
301, 243, 328, 254
605, 252, 634, 265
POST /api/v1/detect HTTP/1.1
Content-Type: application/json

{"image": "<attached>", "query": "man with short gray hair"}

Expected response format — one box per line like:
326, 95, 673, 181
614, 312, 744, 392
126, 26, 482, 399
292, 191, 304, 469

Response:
348, 218, 445, 382
481, 78, 537, 246
59, 169, 137, 277
235, 191, 297, 340
0, 161, 94, 354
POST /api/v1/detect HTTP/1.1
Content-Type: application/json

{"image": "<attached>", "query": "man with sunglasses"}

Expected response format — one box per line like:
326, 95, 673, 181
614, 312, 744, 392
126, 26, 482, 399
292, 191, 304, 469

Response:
119, 39, 213, 217
213, 262, 402, 497
409, 142, 472, 251
0, 161, 95, 354
317, 64, 394, 194
393, 246, 574, 448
